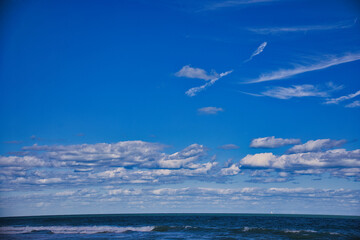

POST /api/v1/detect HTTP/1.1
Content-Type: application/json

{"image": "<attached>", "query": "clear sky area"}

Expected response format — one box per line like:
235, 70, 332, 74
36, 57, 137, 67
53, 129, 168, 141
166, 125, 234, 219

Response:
0, 0, 360, 217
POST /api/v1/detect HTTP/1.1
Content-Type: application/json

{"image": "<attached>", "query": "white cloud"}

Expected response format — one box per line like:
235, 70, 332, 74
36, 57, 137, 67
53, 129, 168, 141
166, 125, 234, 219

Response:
248, 19, 357, 34
158, 144, 207, 168
1, 139, 359, 189
108, 187, 359, 201
245, 42, 267, 62
240, 148, 360, 169
220, 164, 241, 176
288, 139, 346, 153
241, 152, 275, 167
246, 53, 360, 83
198, 107, 224, 115
35, 178, 62, 184
261, 84, 329, 99
3, 186, 359, 216
175, 65, 232, 96
55, 191, 76, 196
109, 189, 142, 196
175, 65, 219, 81
345, 100, 360, 108
250, 136, 300, 148
324, 90, 360, 104
1, 141, 241, 187
218, 144, 240, 150
184, 70, 233, 97
0, 156, 47, 167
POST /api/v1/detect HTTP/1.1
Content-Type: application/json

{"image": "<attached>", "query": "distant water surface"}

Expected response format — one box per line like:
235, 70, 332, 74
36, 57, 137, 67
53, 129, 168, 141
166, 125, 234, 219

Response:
1, 213, 359, 239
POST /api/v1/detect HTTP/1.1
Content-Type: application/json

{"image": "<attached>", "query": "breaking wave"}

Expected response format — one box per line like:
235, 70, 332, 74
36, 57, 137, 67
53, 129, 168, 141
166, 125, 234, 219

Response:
0, 225, 155, 234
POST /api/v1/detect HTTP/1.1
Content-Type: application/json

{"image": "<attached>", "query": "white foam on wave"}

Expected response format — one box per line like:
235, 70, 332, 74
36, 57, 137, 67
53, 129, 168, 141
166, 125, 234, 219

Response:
242, 227, 319, 234
284, 229, 317, 233
0, 225, 155, 234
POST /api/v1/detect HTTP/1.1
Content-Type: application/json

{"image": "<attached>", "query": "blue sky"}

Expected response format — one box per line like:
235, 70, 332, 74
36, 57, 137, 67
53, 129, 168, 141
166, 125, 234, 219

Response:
0, 0, 360, 217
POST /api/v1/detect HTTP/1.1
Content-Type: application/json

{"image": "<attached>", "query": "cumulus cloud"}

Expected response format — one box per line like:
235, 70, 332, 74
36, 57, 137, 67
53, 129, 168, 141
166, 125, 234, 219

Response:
198, 107, 224, 115
22, 141, 167, 168
175, 65, 232, 96
324, 90, 360, 104
220, 164, 241, 176
175, 65, 219, 81
250, 136, 301, 148
248, 19, 357, 34
240, 148, 360, 170
0, 141, 240, 188
288, 139, 346, 153
246, 53, 360, 83
0, 156, 47, 167
1, 139, 359, 190
244, 42, 267, 62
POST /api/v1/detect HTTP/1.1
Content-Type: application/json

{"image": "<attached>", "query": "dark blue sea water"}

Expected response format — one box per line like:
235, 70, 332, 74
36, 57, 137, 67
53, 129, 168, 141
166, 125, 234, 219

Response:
0, 214, 359, 240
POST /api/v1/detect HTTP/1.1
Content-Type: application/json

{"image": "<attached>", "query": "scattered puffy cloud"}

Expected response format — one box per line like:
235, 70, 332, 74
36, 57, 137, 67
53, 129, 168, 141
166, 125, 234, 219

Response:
220, 164, 241, 176
248, 19, 357, 34
0, 155, 47, 167
198, 107, 224, 115
242, 148, 360, 169
175, 65, 219, 81
218, 144, 240, 150
288, 139, 346, 153
1, 138, 359, 191
246, 53, 360, 83
245, 42, 267, 62
324, 90, 360, 104
250, 136, 301, 148
345, 100, 360, 108
0, 141, 237, 188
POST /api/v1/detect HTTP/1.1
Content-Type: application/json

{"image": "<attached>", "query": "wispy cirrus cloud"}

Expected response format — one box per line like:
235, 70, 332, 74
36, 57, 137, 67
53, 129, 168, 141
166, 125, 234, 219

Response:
346, 100, 360, 108
324, 90, 360, 104
244, 42, 267, 62
250, 136, 300, 148
201, 0, 276, 11
245, 53, 360, 84
198, 107, 224, 115
248, 18, 357, 34
175, 65, 232, 96
186, 70, 232, 96
261, 84, 330, 99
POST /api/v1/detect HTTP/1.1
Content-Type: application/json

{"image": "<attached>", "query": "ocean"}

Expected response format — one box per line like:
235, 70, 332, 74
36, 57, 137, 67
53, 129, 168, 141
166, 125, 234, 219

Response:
0, 214, 359, 239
